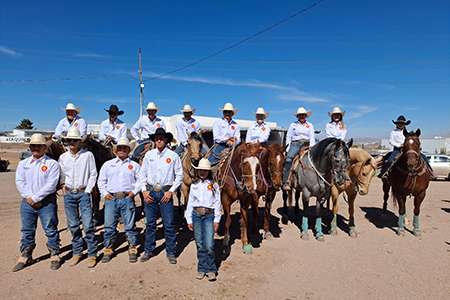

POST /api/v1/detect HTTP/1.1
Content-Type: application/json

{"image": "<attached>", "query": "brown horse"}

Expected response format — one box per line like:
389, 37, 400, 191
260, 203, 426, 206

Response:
381, 129, 430, 236
216, 142, 261, 255
45, 135, 66, 160
329, 148, 380, 237
255, 144, 287, 240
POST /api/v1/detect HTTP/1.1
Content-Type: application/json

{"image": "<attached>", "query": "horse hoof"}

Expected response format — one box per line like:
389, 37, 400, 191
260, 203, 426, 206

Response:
349, 230, 358, 238
380, 214, 387, 221
413, 230, 422, 237
316, 235, 325, 242
330, 229, 338, 236
396, 229, 405, 237
300, 233, 309, 241
263, 232, 273, 240
243, 245, 253, 254
281, 215, 288, 225
223, 246, 231, 255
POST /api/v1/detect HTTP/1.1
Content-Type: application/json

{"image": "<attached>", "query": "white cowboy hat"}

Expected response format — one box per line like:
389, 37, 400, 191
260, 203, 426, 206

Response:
328, 107, 346, 117
193, 158, 212, 170
27, 133, 52, 147
61, 103, 81, 114
143, 102, 160, 112
116, 137, 131, 148
293, 107, 312, 118
252, 107, 269, 119
179, 104, 196, 114
65, 128, 81, 140
219, 103, 238, 115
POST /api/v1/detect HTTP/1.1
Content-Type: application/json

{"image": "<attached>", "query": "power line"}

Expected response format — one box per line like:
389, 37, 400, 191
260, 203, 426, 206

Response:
0, 73, 138, 83
144, 0, 328, 81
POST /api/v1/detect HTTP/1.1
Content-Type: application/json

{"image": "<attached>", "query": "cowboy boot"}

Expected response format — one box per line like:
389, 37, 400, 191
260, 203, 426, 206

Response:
46, 244, 61, 270
12, 243, 36, 272
101, 237, 116, 263
126, 236, 138, 263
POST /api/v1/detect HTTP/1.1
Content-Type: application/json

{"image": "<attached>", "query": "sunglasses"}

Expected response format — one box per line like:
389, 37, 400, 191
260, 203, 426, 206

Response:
108, 112, 117, 115
66, 138, 80, 143
223, 110, 233, 114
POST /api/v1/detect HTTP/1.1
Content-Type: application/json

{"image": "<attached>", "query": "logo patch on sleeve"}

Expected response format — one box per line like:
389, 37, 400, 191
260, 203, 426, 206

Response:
339, 126, 343, 130
41, 166, 48, 172
166, 158, 172, 164
306, 125, 310, 128
262, 127, 266, 131
116, 125, 120, 129
74, 123, 79, 127
191, 124, 195, 128
157, 123, 161, 128
231, 125, 235, 130
207, 184, 212, 191
128, 165, 133, 170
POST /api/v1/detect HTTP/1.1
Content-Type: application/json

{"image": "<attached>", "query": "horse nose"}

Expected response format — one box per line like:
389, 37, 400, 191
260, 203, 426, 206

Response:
359, 190, 366, 195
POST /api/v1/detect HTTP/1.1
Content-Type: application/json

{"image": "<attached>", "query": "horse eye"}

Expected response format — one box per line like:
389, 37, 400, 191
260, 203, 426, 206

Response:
362, 173, 366, 176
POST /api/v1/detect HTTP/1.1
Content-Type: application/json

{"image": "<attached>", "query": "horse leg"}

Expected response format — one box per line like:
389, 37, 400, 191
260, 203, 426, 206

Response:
330, 188, 339, 236
91, 185, 101, 227
251, 194, 259, 235
222, 195, 232, 255
347, 190, 357, 238
263, 192, 274, 240
396, 194, 407, 236
181, 182, 190, 214
294, 189, 301, 217
240, 199, 253, 254
381, 181, 390, 220
300, 191, 310, 240
282, 190, 289, 224
413, 190, 426, 237
175, 188, 182, 214
315, 196, 325, 242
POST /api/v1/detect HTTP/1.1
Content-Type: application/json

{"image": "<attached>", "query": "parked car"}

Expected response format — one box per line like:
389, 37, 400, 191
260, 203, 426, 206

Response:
425, 154, 450, 180
20, 150, 32, 160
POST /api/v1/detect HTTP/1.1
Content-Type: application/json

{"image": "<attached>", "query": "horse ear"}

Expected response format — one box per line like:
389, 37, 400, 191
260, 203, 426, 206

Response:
416, 128, 421, 137
347, 138, 353, 148
403, 128, 408, 137
186, 130, 191, 138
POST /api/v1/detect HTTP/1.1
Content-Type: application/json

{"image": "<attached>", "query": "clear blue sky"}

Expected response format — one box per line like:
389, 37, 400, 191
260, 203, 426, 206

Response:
1, 0, 449, 141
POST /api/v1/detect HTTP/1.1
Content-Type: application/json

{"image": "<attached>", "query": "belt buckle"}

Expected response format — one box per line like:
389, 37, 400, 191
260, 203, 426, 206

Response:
153, 184, 162, 192
70, 188, 78, 194
116, 192, 126, 199
197, 207, 206, 216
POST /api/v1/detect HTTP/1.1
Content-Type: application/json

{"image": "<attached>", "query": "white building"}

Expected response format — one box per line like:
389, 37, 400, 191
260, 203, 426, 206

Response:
381, 137, 450, 154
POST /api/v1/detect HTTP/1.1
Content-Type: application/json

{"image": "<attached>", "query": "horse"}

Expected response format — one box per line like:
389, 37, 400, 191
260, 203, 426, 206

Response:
293, 138, 352, 241
329, 148, 380, 237
216, 142, 261, 255
381, 129, 430, 236
45, 135, 66, 160
255, 144, 287, 240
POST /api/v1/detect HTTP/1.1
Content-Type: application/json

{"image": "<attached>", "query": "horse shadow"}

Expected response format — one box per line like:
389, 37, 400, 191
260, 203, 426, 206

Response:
359, 206, 397, 232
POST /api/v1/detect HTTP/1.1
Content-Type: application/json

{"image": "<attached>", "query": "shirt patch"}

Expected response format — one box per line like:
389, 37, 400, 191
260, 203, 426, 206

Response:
231, 125, 235, 130
116, 125, 120, 129
191, 124, 195, 128
157, 123, 161, 128
207, 184, 212, 191
74, 123, 79, 127
262, 127, 266, 131
306, 125, 310, 128
41, 165, 48, 172
166, 158, 172, 164
339, 126, 343, 130
128, 165, 133, 170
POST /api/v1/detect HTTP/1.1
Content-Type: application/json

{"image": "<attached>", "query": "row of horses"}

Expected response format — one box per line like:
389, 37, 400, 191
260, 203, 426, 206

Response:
44, 128, 430, 255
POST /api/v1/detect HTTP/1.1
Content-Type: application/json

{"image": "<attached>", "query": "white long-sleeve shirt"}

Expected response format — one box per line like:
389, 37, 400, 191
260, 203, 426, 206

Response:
389, 128, 405, 148
97, 157, 141, 198
176, 117, 201, 146
325, 122, 347, 139
245, 122, 271, 144
16, 155, 60, 203
131, 116, 166, 141
286, 121, 316, 146
212, 118, 241, 144
58, 149, 97, 193
185, 180, 222, 224
54, 116, 87, 138
138, 147, 183, 193
98, 118, 127, 143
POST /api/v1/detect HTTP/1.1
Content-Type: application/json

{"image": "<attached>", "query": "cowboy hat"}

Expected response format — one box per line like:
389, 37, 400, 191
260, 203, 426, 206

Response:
293, 107, 312, 118
193, 158, 212, 171
328, 107, 346, 117
392, 115, 411, 125
65, 128, 82, 140
61, 103, 81, 114
105, 104, 124, 115
179, 104, 196, 114
253, 107, 269, 119
116, 137, 131, 148
143, 102, 160, 112
27, 133, 53, 147
149, 128, 173, 143
219, 103, 238, 115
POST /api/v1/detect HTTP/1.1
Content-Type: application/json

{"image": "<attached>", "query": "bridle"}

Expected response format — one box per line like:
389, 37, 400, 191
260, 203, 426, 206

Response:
394, 140, 427, 196
259, 149, 283, 191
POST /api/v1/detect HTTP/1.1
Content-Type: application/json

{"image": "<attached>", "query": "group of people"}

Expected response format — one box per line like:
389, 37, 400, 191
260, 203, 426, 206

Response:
14, 100, 431, 280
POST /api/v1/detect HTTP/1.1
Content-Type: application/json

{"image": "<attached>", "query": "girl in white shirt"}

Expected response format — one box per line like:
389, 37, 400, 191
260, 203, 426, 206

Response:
325, 107, 347, 140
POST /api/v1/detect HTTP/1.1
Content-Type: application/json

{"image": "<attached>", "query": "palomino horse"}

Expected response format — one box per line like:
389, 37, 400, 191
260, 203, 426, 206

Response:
381, 129, 430, 236
216, 142, 261, 255
255, 144, 286, 240
294, 138, 352, 241
329, 148, 380, 237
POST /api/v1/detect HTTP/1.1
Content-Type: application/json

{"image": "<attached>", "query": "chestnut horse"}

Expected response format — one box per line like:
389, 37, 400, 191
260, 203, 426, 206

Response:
329, 148, 380, 237
45, 135, 66, 160
255, 144, 287, 240
216, 142, 261, 255
381, 129, 430, 236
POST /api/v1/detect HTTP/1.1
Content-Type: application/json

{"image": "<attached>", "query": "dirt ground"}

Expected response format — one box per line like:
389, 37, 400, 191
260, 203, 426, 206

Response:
0, 156, 449, 300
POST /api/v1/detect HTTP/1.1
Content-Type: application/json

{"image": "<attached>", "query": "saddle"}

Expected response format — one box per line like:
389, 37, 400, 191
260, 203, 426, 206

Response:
285, 146, 311, 189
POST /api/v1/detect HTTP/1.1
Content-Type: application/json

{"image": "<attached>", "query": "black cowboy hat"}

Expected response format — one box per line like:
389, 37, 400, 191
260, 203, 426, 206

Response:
149, 128, 173, 143
104, 104, 124, 115
392, 115, 411, 125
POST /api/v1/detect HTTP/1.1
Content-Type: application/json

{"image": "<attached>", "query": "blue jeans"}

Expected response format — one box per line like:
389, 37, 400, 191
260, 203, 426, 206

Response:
64, 192, 97, 257
381, 149, 433, 176
176, 144, 208, 156
143, 188, 176, 256
20, 196, 60, 253
104, 196, 138, 247
131, 139, 152, 162
208, 144, 228, 165
192, 210, 216, 274
283, 141, 305, 184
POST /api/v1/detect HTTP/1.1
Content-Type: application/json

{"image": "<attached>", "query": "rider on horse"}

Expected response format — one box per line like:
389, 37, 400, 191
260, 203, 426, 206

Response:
325, 107, 347, 140
175, 104, 204, 155
98, 104, 127, 146
54, 103, 87, 139
245, 107, 271, 147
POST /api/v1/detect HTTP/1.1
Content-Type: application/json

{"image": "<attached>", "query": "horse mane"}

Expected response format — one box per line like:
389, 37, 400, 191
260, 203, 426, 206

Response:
310, 138, 348, 162
189, 132, 202, 143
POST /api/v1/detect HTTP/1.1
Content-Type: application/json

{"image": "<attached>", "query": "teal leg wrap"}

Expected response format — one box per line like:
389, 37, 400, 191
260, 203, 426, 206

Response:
331, 215, 337, 231
243, 245, 252, 253
349, 216, 355, 228
413, 215, 420, 232
398, 214, 406, 231
301, 216, 309, 235
315, 218, 323, 237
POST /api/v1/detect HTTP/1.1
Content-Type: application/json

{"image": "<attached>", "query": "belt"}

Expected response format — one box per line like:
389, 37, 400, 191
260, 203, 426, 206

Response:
147, 184, 172, 192
292, 139, 308, 144
109, 192, 130, 199
67, 187, 86, 194
218, 142, 228, 147
194, 207, 214, 216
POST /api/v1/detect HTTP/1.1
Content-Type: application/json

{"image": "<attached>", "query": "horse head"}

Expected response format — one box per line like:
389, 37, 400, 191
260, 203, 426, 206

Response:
267, 144, 287, 190
186, 131, 203, 165
331, 138, 351, 186
239, 142, 261, 193
402, 128, 421, 172
349, 149, 378, 196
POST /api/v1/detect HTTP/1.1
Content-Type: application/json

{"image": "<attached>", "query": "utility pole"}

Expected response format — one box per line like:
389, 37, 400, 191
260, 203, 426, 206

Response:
138, 48, 144, 118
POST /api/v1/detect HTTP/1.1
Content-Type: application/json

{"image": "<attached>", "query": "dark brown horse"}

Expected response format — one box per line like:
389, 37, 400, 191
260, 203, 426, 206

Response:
45, 135, 66, 160
216, 142, 261, 255
255, 144, 287, 240
381, 129, 430, 236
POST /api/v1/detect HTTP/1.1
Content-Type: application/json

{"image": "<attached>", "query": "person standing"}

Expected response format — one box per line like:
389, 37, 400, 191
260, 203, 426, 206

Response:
138, 128, 183, 264
58, 128, 98, 268
98, 137, 141, 263
185, 158, 221, 281
208, 103, 241, 165
99, 104, 127, 145
325, 107, 347, 140
13, 134, 62, 272
245, 107, 271, 146
54, 103, 87, 139
175, 104, 203, 155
